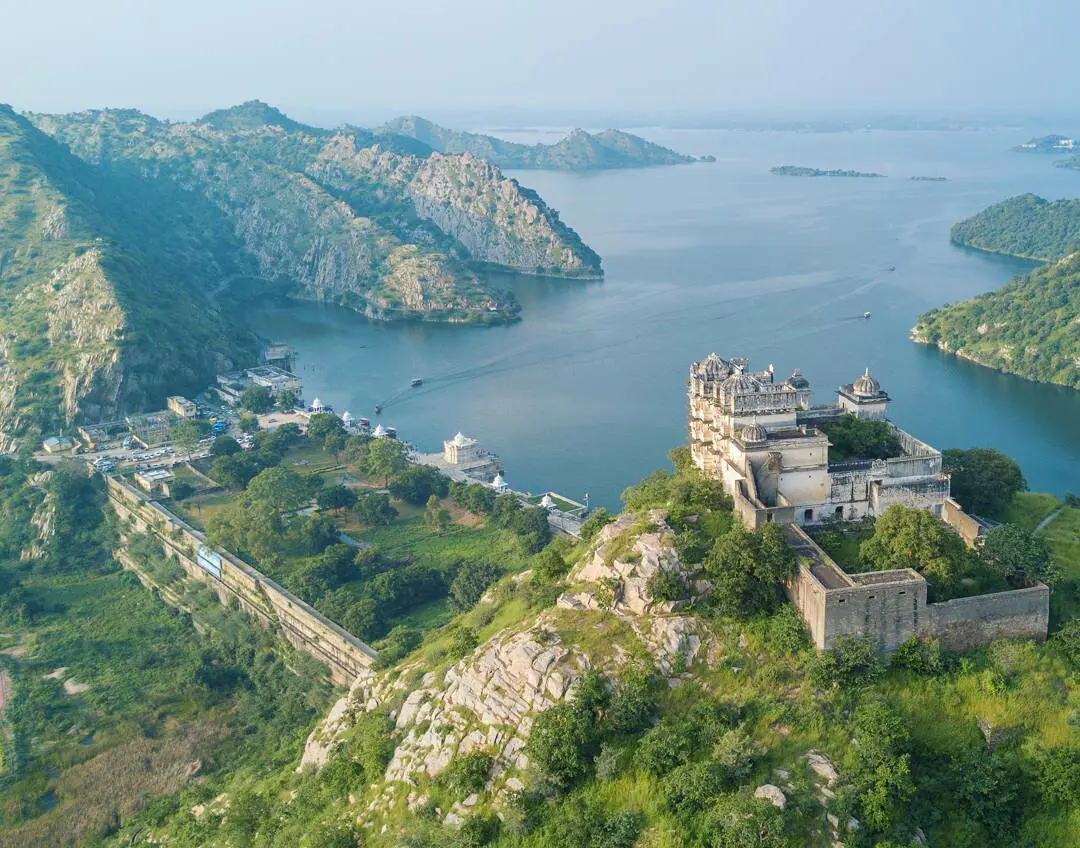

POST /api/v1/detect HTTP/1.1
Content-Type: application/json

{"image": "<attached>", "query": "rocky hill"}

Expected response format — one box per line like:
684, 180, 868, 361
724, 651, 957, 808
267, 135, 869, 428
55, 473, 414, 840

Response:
380, 116, 697, 170
0, 106, 253, 443
0, 102, 602, 439
33, 103, 602, 322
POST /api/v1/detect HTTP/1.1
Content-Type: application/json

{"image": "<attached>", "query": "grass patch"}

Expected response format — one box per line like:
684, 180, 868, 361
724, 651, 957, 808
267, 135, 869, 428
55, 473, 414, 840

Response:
1003, 491, 1062, 531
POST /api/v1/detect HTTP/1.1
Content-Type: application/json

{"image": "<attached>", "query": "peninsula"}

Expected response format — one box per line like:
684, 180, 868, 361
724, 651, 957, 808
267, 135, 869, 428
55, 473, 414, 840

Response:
913, 194, 1080, 389
771, 165, 886, 178
380, 115, 699, 170
1013, 134, 1077, 153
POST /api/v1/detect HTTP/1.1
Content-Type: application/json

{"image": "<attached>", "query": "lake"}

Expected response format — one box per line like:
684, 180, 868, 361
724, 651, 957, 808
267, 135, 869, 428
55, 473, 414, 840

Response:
249, 127, 1080, 509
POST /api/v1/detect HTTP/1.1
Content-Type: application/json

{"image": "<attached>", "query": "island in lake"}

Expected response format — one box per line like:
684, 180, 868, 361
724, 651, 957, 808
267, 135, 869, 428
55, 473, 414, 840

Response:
770, 165, 885, 178
910, 175, 948, 181
1013, 134, 1077, 153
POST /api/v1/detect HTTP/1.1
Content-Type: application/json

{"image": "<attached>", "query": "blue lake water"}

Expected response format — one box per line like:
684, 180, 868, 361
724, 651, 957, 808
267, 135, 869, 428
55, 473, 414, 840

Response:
250, 128, 1080, 509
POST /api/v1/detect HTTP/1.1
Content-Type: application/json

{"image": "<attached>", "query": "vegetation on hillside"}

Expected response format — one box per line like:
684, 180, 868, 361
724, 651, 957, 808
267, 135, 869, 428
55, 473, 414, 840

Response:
949, 193, 1080, 261
0, 458, 333, 846
912, 252, 1080, 389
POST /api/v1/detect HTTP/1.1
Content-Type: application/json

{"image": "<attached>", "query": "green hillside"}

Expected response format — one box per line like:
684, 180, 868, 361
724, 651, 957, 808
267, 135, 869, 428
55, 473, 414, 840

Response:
949, 194, 1080, 261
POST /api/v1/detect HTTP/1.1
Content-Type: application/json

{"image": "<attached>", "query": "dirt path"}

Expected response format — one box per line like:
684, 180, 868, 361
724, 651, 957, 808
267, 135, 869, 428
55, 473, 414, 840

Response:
0, 668, 10, 715
1036, 508, 1063, 534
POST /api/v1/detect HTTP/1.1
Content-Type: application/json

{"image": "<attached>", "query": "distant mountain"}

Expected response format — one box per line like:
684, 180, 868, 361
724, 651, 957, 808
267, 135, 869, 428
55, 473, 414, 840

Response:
913, 253, 1080, 390
949, 194, 1080, 261
379, 116, 697, 170
1013, 134, 1078, 153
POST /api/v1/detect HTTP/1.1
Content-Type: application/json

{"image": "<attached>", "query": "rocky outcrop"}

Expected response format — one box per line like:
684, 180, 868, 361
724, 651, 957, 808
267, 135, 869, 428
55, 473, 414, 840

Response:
32, 104, 602, 327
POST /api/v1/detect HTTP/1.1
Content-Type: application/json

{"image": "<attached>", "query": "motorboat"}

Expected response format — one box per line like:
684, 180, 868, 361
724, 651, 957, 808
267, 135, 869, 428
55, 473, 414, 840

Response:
411, 377, 423, 387
864, 311, 872, 319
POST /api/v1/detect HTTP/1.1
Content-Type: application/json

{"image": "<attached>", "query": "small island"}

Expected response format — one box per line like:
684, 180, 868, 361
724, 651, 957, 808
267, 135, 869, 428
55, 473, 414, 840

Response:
910, 175, 948, 181
1013, 134, 1077, 153
771, 165, 885, 178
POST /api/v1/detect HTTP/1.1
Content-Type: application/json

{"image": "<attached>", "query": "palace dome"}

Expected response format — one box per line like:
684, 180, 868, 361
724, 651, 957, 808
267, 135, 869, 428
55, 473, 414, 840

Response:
785, 368, 810, 389
698, 352, 730, 380
722, 367, 761, 393
740, 418, 768, 444
852, 367, 881, 397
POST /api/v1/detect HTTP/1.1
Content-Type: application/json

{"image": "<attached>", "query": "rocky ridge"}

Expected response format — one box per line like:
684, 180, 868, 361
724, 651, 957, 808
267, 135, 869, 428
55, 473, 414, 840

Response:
298, 511, 707, 827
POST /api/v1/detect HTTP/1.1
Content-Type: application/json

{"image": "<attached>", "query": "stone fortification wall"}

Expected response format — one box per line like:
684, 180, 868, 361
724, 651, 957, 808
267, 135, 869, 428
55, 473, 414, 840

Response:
106, 476, 376, 685
926, 585, 1049, 652
942, 497, 985, 547
785, 524, 1048, 654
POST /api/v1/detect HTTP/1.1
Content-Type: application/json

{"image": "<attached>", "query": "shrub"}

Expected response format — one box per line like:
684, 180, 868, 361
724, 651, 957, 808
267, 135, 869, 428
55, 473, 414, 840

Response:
663, 760, 726, 813
605, 662, 656, 736
766, 605, 810, 655
390, 465, 450, 506
889, 637, 945, 675
449, 562, 501, 612
704, 794, 787, 848
808, 636, 883, 689
646, 566, 688, 602
446, 627, 479, 660
579, 508, 614, 543
440, 751, 492, 797
635, 721, 693, 777
594, 743, 626, 781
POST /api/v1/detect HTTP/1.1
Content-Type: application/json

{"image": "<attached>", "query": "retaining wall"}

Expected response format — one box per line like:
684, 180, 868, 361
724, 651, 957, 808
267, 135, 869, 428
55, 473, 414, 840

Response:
106, 476, 377, 685
926, 584, 1049, 652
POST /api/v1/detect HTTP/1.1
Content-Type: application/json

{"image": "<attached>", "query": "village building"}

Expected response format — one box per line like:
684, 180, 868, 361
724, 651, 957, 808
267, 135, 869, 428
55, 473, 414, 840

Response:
133, 467, 176, 497
167, 395, 197, 419
42, 435, 74, 454
246, 365, 302, 395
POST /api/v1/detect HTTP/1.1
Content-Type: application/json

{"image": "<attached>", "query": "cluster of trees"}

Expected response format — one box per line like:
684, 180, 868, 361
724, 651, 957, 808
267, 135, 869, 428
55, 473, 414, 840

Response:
942, 447, 1026, 518
857, 505, 1054, 599
449, 481, 552, 552
949, 193, 1080, 262
208, 423, 302, 489
521, 668, 786, 846
820, 415, 902, 462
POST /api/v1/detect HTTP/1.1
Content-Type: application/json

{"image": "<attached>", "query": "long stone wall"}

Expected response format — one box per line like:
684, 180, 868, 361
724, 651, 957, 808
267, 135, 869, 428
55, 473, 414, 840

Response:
926, 585, 1049, 652
785, 523, 1048, 654
106, 476, 377, 685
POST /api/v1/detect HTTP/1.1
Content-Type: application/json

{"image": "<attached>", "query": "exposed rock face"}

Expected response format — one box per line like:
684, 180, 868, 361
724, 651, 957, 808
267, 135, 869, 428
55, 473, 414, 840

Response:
301, 509, 710, 825
0, 106, 251, 440
32, 104, 602, 327
754, 783, 787, 809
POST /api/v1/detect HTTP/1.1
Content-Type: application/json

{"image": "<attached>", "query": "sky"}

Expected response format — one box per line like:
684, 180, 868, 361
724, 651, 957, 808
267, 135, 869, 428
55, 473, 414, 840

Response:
1, 0, 1076, 123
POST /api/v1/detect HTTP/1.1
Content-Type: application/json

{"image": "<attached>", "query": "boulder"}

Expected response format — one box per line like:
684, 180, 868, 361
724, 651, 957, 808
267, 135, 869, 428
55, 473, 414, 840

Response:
754, 783, 787, 809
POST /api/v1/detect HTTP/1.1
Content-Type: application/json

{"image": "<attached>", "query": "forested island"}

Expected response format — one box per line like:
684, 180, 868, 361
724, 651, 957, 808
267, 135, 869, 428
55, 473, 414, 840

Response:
913, 193, 1080, 389
770, 165, 885, 178
910, 175, 948, 181
381, 116, 699, 170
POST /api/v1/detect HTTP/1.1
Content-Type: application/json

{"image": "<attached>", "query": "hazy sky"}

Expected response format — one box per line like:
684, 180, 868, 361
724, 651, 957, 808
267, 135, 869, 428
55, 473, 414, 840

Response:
2, 0, 1075, 121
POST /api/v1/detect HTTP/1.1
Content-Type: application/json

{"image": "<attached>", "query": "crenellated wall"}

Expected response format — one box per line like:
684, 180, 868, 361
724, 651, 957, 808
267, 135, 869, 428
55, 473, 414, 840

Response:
106, 476, 377, 685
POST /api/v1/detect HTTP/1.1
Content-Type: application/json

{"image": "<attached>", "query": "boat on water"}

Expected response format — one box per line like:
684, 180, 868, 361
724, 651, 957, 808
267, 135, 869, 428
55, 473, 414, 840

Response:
887, 266, 896, 271
374, 405, 382, 414
864, 311, 872, 319
411, 377, 423, 387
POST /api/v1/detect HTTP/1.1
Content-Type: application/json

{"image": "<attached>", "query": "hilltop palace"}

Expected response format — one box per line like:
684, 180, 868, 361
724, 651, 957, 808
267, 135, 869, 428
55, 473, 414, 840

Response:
688, 354, 950, 529
686, 353, 1049, 654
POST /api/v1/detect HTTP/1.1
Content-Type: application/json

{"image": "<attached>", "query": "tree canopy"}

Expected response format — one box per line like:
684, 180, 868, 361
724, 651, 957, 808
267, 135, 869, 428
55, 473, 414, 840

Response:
943, 447, 1026, 518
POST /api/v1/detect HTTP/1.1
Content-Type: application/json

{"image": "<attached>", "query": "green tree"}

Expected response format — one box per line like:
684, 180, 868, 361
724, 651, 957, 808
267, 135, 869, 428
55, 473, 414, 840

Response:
859, 505, 971, 598
238, 414, 259, 434
170, 419, 204, 455
245, 466, 310, 513
169, 480, 195, 502
276, 387, 299, 410
979, 522, 1055, 585
306, 412, 345, 444
390, 464, 450, 506
354, 492, 397, 526
821, 414, 902, 461
706, 523, 795, 616
449, 561, 501, 612
942, 447, 1026, 518
238, 384, 274, 413
425, 494, 451, 534
210, 434, 241, 456
579, 507, 614, 542
365, 438, 409, 487
317, 483, 357, 514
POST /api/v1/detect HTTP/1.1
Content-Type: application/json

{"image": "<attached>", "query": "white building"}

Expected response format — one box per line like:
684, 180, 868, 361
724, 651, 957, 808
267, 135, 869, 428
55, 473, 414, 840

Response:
688, 354, 950, 529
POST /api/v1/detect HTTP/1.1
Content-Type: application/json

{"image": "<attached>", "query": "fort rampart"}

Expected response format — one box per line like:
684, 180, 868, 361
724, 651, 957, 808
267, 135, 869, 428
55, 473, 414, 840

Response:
106, 475, 377, 685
